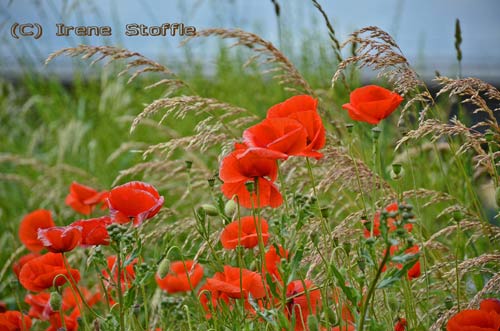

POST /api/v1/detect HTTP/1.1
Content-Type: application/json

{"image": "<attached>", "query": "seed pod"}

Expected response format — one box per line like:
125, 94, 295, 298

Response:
390, 163, 405, 180
224, 199, 237, 216
157, 258, 170, 279
201, 204, 218, 216
307, 315, 319, 331
49, 291, 62, 311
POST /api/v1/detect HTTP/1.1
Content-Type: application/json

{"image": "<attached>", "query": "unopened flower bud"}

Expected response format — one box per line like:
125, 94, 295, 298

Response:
49, 291, 62, 311
307, 315, 319, 331
201, 204, 218, 216
345, 123, 354, 133
391, 163, 405, 180
185, 160, 193, 171
224, 199, 237, 216
245, 181, 255, 193
157, 258, 170, 279
485, 130, 495, 142
371, 127, 382, 140
452, 210, 464, 222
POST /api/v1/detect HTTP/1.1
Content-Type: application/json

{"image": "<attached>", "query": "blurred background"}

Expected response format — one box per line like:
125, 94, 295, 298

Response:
1, 0, 500, 84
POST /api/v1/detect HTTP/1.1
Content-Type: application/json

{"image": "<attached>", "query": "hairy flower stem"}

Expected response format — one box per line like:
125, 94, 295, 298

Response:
116, 248, 126, 331
358, 244, 391, 331
305, 158, 330, 234
61, 254, 104, 320
251, 178, 274, 308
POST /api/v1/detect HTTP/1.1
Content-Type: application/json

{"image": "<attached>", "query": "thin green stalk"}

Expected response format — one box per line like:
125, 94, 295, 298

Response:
305, 158, 330, 233
116, 249, 126, 331
358, 244, 391, 331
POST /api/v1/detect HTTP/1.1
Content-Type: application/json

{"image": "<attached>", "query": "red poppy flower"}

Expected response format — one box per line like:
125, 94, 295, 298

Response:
18, 252, 80, 292
37, 226, 82, 253
155, 260, 204, 293
242, 117, 309, 160
267, 95, 325, 159
480, 298, 500, 314
0, 311, 32, 331
65, 182, 108, 215
263, 245, 288, 283
198, 283, 230, 317
394, 318, 407, 331
220, 216, 269, 249
446, 309, 500, 331
46, 311, 79, 331
12, 253, 40, 278
71, 216, 112, 246
363, 203, 413, 238
108, 181, 164, 226
342, 85, 403, 125
330, 326, 355, 331
102, 255, 137, 296
19, 209, 56, 252
382, 245, 421, 280
220, 144, 282, 209
205, 266, 266, 301
286, 280, 322, 331
25, 287, 100, 321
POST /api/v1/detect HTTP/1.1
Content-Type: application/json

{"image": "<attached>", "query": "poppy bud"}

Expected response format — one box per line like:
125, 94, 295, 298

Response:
345, 123, 354, 133
371, 126, 382, 140
201, 204, 218, 216
245, 181, 255, 193
49, 291, 62, 311
485, 130, 494, 142
157, 258, 170, 279
452, 210, 464, 222
390, 163, 404, 180
185, 160, 193, 171
224, 199, 237, 217
307, 315, 319, 331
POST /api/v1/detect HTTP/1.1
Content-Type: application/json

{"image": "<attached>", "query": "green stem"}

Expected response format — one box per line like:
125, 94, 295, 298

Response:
305, 158, 330, 233
116, 249, 126, 331
358, 244, 391, 331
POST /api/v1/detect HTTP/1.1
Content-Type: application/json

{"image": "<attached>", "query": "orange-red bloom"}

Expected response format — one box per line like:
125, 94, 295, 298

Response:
12, 252, 40, 278
37, 226, 82, 253
71, 216, 111, 246
220, 216, 269, 249
286, 280, 322, 331
342, 85, 403, 125
65, 182, 108, 215
330, 326, 355, 331
220, 144, 282, 209
0, 311, 32, 331
25, 287, 100, 321
18, 252, 80, 292
363, 203, 412, 238
263, 244, 288, 283
394, 318, 407, 331
242, 117, 309, 160
480, 298, 500, 314
19, 209, 56, 252
447, 309, 500, 331
201, 266, 266, 313
155, 260, 204, 293
267, 95, 325, 159
108, 181, 164, 226
102, 256, 137, 295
